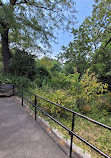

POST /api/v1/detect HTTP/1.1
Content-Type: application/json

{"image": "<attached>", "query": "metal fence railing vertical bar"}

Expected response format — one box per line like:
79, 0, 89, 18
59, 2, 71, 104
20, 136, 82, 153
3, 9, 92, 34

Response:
35, 96, 37, 121
22, 89, 23, 106
70, 113, 75, 157
15, 87, 111, 158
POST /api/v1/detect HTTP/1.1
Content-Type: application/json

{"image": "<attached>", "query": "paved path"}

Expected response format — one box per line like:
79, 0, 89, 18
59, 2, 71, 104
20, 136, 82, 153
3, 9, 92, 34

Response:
0, 97, 69, 158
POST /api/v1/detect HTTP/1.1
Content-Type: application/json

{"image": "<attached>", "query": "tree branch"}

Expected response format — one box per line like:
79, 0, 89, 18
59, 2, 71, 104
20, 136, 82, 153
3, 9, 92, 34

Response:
10, 0, 18, 5
31, 2, 55, 11
0, 1, 4, 7
104, 37, 111, 48
15, 0, 27, 5
15, 0, 56, 12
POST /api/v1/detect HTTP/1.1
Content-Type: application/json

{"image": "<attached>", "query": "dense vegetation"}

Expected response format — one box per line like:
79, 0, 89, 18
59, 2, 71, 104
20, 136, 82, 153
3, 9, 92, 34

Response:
0, 0, 111, 157
0, 53, 111, 157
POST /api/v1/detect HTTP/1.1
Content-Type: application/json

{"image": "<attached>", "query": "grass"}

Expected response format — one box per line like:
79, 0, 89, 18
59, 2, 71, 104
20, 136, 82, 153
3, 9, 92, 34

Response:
38, 112, 111, 158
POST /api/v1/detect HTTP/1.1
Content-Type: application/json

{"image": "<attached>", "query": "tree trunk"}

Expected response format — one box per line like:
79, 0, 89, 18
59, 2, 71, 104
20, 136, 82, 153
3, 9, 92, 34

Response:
1, 28, 12, 74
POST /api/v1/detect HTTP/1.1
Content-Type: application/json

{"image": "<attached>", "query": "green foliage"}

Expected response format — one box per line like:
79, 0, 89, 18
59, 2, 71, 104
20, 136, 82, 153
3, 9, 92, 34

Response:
35, 57, 62, 88
36, 57, 62, 72
34, 65, 51, 87
36, 57, 52, 70
58, 42, 90, 75
51, 72, 68, 89
10, 49, 37, 80
66, 70, 81, 95
80, 70, 108, 100
50, 62, 62, 72
0, 73, 37, 89
90, 46, 111, 90
32, 88, 75, 118
77, 71, 108, 113
58, 0, 111, 80
94, 92, 111, 113
62, 63, 74, 75
33, 69, 110, 115
0, 0, 76, 51
46, 89, 75, 117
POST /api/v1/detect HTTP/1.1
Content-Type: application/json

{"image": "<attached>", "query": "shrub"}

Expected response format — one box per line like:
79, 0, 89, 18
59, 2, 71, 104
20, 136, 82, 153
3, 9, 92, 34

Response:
97, 93, 111, 112
50, 72, 70, 89
34, 65, 51, 87
80, 70, 108, 102
10, 49, 37, 80
76, 70, 108, 113
32, 88, 75, 118
0, 74, 37, 89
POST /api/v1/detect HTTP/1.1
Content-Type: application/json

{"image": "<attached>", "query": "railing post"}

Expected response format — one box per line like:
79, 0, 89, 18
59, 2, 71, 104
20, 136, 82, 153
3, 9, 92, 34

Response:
35, 96, 37, 121
22, 89, 23, 106
12, 85, 15, 96
69, 113, 75, 157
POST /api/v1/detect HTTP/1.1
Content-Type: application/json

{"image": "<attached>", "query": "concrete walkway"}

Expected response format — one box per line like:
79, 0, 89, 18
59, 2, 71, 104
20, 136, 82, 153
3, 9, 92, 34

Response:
0, 97, 69, 158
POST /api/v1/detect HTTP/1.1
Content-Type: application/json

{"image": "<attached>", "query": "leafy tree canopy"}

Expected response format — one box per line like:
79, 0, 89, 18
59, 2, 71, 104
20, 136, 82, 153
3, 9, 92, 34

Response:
90, 44, 111, 90
37, 56, 62, 72
0, 0, 76, 52
58, 0, 111, 75
10, 49, 37, 80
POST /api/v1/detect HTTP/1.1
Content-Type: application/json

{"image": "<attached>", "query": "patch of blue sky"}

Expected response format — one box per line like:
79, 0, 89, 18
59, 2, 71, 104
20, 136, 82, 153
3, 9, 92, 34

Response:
51, 0, 95, 59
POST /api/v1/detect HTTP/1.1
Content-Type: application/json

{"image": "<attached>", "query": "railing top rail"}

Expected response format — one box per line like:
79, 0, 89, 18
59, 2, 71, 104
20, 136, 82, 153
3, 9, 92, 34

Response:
16, 87, 111, 158
23, 95, 110, 158
18, 87, 111, 130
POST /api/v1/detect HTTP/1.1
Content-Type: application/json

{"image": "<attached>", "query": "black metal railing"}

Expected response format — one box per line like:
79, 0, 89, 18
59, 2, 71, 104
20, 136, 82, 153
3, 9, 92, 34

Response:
14, 87, 111, 158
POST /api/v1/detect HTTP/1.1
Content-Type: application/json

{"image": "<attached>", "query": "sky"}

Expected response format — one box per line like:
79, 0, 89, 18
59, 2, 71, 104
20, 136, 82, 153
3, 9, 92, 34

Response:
51, 0, 95, 59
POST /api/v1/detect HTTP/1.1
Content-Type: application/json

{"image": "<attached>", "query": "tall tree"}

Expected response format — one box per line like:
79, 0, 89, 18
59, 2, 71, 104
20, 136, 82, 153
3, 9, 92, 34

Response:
0, 0, 76, 73
58, 24, 91, 75
58, 0, 111, 75
90, 43, 111, 90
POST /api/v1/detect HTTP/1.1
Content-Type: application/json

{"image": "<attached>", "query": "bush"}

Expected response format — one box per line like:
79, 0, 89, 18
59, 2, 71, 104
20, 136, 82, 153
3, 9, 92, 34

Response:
97, 93, 111, 112
80, 70, 108, 101
34, 65, 51, 87
50, 72, 70, 89
0, 74, 37, 89
90, 47, 111, 90
32, 88, 75, 118
76, 71, 108, 114
10, 49, 37, 80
